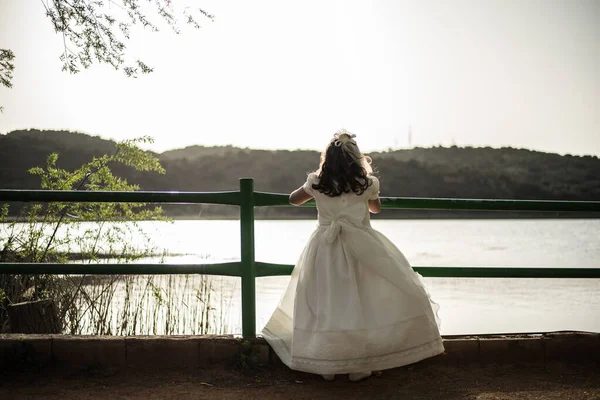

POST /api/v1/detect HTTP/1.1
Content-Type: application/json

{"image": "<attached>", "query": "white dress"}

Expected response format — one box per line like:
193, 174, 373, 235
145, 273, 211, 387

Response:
262, 174, 444, 375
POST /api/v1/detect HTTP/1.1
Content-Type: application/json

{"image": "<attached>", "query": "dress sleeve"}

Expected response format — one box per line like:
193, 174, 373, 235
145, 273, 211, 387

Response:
302, 173, 318, 197
368, 176, 380, 200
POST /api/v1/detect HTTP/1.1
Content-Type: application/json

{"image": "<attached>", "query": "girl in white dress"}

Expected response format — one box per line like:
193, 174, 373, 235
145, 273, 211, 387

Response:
262, 130, 444, 381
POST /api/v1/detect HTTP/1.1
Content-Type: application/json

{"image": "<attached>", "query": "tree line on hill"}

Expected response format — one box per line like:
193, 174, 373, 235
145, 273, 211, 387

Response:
1, 129, 599, 218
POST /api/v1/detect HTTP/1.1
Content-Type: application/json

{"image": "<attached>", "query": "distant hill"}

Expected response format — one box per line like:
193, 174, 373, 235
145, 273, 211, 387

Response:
159, 145, 249, 161
0, 130, 121, 189
1, 129, 599, 218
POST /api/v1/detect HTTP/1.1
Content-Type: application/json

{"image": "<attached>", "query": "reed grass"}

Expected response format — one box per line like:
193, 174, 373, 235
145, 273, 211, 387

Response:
54, 273, 233, 336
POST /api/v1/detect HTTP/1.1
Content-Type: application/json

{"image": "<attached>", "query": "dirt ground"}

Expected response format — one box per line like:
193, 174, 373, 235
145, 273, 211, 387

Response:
1, 362, 599, 400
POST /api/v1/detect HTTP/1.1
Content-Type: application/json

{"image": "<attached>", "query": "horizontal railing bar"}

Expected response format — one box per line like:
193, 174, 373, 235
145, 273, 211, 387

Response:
256, 262, 600, 278
0, 262, 244, 277
253, 192, 296, 207
3, 263, 598, 279
0, 190, 242, 205
255, 262, 294, 277
411, 266, 600, 278
380, 197, 600, 212
2, 189, 599, 212
254, 191, 600, 212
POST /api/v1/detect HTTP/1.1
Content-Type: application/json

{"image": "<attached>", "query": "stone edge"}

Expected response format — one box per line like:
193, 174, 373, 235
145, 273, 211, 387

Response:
0, 332, 598, 372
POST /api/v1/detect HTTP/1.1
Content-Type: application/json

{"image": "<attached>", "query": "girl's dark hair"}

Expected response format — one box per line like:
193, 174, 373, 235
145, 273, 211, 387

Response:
312, 132, 374, 197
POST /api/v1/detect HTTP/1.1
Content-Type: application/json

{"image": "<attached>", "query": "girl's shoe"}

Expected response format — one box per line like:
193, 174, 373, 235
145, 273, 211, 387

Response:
348, 371, 372, 382
321, 374, 335, 381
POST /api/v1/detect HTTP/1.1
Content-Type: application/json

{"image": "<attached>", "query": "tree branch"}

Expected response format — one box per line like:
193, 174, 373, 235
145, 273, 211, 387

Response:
42, 0, 212, 77
0, 49, 16, 113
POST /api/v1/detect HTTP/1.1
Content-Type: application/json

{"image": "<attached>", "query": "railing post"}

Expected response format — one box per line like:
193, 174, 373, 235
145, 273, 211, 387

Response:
240, 178, 256, 338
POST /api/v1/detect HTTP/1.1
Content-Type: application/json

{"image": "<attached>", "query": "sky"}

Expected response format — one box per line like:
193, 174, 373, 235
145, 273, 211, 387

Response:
0, 0, 599, 155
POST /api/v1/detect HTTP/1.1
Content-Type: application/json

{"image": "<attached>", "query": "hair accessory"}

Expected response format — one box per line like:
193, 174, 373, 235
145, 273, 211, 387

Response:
333, 129, 357, 147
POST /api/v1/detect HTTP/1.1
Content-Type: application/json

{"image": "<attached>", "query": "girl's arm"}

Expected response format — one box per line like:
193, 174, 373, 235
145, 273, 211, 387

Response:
289, 187, 314, 206
368, 198, 381, 214
368, 176, 381, 213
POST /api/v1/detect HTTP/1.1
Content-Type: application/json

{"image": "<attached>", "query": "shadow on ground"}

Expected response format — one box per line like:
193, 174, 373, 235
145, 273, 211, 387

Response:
1, 361, 599, 400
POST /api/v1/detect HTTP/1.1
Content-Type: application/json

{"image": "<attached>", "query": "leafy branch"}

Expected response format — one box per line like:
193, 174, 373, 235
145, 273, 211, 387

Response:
40, 0, 213, 77
0, 1, 213, 112
0, 49, 15, 113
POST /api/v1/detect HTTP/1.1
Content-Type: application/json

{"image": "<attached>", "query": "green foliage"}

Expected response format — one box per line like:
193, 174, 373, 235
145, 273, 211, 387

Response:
1, 1, 213, 112
0, 49, 14, 89
0, 48, 15, 113
1, 136, 166, 260
41, 0, 213, 77
0, 136, 169, 333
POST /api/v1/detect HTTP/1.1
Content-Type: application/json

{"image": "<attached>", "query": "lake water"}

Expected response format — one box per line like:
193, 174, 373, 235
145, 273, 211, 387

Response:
3, 219, 600, 335
136, 218, 600, 335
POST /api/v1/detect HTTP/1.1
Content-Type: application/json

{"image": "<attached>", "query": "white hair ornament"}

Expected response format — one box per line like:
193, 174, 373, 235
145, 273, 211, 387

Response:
333, 129, 357, 147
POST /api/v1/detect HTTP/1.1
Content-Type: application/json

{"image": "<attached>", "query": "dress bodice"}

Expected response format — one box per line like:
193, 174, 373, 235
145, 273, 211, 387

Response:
302, 173, 380, 231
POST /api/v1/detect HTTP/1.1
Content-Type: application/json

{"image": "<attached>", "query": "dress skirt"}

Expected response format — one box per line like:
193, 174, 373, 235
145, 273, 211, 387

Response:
262, 205, 444, 375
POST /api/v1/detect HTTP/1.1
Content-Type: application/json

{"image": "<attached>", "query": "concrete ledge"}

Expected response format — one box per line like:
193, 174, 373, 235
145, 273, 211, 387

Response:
197, 335, 239, 367
544, 331, 600, 363
126, 336, 200, 370
0, 332, 598, 373
0, 334, 52, 369
441, 338, 480, 365
479, 337, 545, 365
53, 335, 126, 370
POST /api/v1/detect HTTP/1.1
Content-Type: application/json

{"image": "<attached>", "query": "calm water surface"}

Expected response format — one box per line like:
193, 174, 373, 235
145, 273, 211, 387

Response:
142, 219, 600, 335
4, 219, 599, 335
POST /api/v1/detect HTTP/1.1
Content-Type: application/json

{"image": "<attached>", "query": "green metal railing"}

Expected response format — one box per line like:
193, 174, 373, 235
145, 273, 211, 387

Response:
1, 178, 600, 338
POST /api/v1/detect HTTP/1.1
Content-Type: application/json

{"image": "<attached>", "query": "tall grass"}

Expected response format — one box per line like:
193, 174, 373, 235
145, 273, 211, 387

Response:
57, 273, 233, 335
1, 216, 234, 336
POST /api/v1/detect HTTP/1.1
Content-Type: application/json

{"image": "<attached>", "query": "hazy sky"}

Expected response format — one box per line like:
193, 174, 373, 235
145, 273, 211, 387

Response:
0, 0, 599, 155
